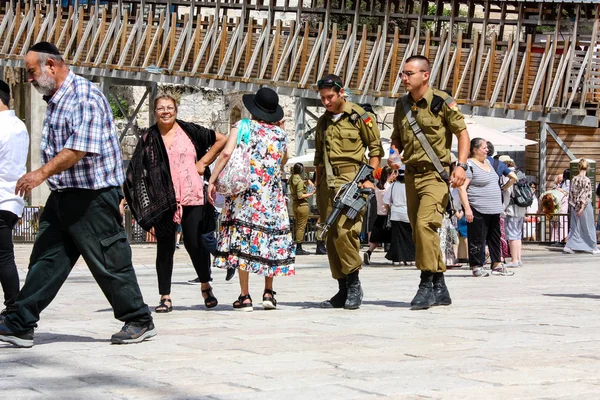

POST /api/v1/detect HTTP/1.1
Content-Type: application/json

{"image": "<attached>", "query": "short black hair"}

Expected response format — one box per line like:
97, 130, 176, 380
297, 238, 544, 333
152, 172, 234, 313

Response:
405, 55, 431, 71
0, 79, 9, 107
486, 141, 494, 157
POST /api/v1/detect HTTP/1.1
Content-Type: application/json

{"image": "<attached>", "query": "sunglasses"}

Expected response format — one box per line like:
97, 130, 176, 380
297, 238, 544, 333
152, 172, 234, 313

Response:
317, 79, 343, 89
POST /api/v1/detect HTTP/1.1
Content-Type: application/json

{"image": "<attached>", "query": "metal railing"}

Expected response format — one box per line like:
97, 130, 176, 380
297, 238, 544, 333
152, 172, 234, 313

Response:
12, 208, 574, 245
522, 213, 570, 244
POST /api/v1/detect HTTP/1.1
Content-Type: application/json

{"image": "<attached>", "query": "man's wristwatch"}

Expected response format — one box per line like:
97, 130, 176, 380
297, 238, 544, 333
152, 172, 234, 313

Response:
456, 162, 468, 171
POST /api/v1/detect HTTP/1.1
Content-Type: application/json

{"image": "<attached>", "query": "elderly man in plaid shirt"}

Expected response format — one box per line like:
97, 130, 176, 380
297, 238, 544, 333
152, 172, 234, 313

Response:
0, 42, 155, 348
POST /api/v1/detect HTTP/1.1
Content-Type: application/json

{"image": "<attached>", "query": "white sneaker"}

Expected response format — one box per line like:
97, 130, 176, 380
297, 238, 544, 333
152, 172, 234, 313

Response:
592, 249, 600, 255
563, 247, 574, 254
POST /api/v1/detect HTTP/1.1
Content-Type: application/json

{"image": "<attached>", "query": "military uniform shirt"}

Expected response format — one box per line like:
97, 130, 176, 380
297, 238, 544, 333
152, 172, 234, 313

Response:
314, 101, 383, 169
390, 87, 466, 166
290, 174, 308, 204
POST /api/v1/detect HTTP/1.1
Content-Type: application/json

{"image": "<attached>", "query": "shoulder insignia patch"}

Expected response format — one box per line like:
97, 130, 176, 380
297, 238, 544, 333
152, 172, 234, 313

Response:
361, 112, 373, 128
350, 111, 361, 125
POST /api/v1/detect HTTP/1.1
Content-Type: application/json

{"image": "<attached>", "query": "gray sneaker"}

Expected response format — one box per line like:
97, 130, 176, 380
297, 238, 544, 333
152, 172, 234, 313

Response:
505, 261, 523, 268
111, 322, 157, 344
0, 321, 34, 348
491, 265, 515, 276
472, 266, 490, 277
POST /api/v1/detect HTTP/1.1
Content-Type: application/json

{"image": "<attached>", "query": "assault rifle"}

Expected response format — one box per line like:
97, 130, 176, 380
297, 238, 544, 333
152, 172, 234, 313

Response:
317, 163, 375, 241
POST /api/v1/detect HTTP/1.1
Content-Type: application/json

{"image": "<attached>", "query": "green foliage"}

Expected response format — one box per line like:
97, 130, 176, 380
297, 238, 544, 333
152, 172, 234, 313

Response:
109, 96, 129, 119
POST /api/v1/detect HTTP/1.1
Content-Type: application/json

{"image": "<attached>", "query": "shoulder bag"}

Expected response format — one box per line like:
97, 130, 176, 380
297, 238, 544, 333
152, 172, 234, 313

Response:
216, 119, 253, 197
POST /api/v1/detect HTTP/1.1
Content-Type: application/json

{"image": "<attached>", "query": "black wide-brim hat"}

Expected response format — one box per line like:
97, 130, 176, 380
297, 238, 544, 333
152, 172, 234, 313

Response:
242, 87, 284, 123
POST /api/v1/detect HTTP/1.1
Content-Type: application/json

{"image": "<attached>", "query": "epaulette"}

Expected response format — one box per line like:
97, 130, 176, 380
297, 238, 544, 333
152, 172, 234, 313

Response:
432, 90, 459, 113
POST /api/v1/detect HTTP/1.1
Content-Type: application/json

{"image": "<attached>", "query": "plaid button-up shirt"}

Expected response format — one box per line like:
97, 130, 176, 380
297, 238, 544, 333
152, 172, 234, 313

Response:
41, 71, 124, 190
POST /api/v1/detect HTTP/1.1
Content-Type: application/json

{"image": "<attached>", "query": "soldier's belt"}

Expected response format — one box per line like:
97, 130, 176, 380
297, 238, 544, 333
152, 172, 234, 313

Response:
405, 163, 449, 174
331, 164, 360, 176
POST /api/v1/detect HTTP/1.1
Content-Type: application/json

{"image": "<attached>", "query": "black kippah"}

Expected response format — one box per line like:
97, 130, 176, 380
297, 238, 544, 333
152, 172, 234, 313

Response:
0, 80, 9, 97
28, 41, 61, 56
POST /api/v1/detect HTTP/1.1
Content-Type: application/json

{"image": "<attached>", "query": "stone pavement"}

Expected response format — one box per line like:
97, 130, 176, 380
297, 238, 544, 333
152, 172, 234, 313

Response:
2, 243, 600, 400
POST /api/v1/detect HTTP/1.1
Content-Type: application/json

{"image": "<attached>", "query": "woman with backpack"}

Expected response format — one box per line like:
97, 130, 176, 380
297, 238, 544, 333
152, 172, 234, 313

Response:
500, 157, 529, 268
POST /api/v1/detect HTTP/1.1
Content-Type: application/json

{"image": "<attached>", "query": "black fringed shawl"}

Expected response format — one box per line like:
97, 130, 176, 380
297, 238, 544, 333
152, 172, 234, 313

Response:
124, 120, 216, 231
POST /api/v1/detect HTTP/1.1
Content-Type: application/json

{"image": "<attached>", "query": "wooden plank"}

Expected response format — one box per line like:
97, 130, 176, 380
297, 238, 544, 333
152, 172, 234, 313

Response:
423, 30, 431, 59
243, 19, 270, 79
452, 31, 463, 96
106, 10, 127, 66
272, 22, 300, 81
546, 39, 571, 110
299, 21, 310, 79
509, 53, 527, 105
527, 37, 553, 109
485, 32, 497, 102
33, 4, 40, 44
168, 16, 191, 71
300, 25, 327, 85
244, 17, 254, 70
73, 8, 98, 63
521, 34, 533, 104
119, 10, 143, 68
389, 26, 399, 91
467, 31, 479, 99
489, 44, 513, 106
333, 23, 353, 77
142, 11, 165, 68
7, 5, 31, 54
271, 19, 281, 77
190, 17, 216, 74
217, 21, 242, 77
35, 3, 53, 44
328, 23, 337, 75
131, 10, 152, 66
472, 48, 491, 101
357, 25, 368, 88
156, 12, 175, 68
218, 18, 228, 67
64, 6, 85, 59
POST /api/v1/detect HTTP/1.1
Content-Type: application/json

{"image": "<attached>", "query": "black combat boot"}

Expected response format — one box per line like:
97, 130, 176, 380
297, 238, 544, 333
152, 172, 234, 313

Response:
319, 279, 347, 308
315, 241, 327, 255
344, 271, 363, 310
432, 272, 452, 306
296, 243, 310, 256
410, 271, 435, 310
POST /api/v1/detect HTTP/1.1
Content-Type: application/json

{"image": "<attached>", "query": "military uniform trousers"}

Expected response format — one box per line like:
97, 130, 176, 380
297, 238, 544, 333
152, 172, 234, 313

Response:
405, 169, 449, 273
4, 187, 152, 333
292, 200, 309, 244
317, 171, 363, 280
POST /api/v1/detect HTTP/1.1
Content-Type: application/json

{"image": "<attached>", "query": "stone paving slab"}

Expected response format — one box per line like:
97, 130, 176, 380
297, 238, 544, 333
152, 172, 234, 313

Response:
1, 243, 600, 399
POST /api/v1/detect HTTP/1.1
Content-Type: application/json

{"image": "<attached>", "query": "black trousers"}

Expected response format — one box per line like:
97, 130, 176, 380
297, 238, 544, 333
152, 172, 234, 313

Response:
467, 207, 501, 267
155, 205, 211, 295
4, 187, 152, 333
0, 210, 20, 310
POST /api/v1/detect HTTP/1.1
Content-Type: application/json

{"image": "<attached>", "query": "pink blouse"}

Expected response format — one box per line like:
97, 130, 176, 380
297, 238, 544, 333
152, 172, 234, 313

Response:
164, 127, 204, 223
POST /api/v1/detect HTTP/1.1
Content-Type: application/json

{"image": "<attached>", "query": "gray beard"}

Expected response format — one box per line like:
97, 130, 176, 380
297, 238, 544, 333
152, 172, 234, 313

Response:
33, 73, 56, 97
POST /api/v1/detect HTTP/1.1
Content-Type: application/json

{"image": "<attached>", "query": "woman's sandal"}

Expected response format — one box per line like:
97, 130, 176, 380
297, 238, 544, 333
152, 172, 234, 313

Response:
155, 298, 172, 313
262, 289, 277, 310
233, 294, 253, 312
201, 287, 218, 309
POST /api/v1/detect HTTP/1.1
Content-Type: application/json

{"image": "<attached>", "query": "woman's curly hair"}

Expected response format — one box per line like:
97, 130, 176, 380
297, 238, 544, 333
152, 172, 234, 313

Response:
540, 193, 558, 218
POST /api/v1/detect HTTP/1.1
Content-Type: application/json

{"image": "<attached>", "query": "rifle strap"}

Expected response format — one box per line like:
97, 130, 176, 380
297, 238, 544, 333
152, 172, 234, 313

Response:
319, 118, 337, 189
401, 97, 449, 183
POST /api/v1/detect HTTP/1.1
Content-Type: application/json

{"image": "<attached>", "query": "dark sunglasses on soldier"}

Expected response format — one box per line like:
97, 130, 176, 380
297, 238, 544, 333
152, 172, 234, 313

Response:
317, 79, 343, 89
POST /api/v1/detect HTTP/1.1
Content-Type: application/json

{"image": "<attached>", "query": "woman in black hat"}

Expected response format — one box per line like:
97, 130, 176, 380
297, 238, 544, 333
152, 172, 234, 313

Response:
208, 87, 295, 311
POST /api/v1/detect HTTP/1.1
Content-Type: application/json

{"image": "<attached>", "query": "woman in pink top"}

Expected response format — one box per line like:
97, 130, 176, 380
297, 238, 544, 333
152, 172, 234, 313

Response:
149, 96, 226, 312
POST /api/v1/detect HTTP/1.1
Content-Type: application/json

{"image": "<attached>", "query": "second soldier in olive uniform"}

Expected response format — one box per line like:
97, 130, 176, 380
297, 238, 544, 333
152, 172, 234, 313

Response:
290, 163, 314, 255
315, 74, 383, 310
390, 56, 470, 310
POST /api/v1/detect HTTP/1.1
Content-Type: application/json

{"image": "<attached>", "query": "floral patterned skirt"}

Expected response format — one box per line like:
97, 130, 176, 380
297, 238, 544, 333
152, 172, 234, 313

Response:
214, 219, 296, 277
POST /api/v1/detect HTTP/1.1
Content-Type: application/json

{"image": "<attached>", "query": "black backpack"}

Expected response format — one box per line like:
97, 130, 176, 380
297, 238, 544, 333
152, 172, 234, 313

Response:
512, 171, 535, 207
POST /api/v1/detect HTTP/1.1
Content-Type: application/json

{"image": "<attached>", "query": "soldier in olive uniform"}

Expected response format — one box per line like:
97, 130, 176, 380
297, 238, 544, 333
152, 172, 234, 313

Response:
290, 163, 314, 255
389, 56, 470, 310
315, 74, 383, 310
